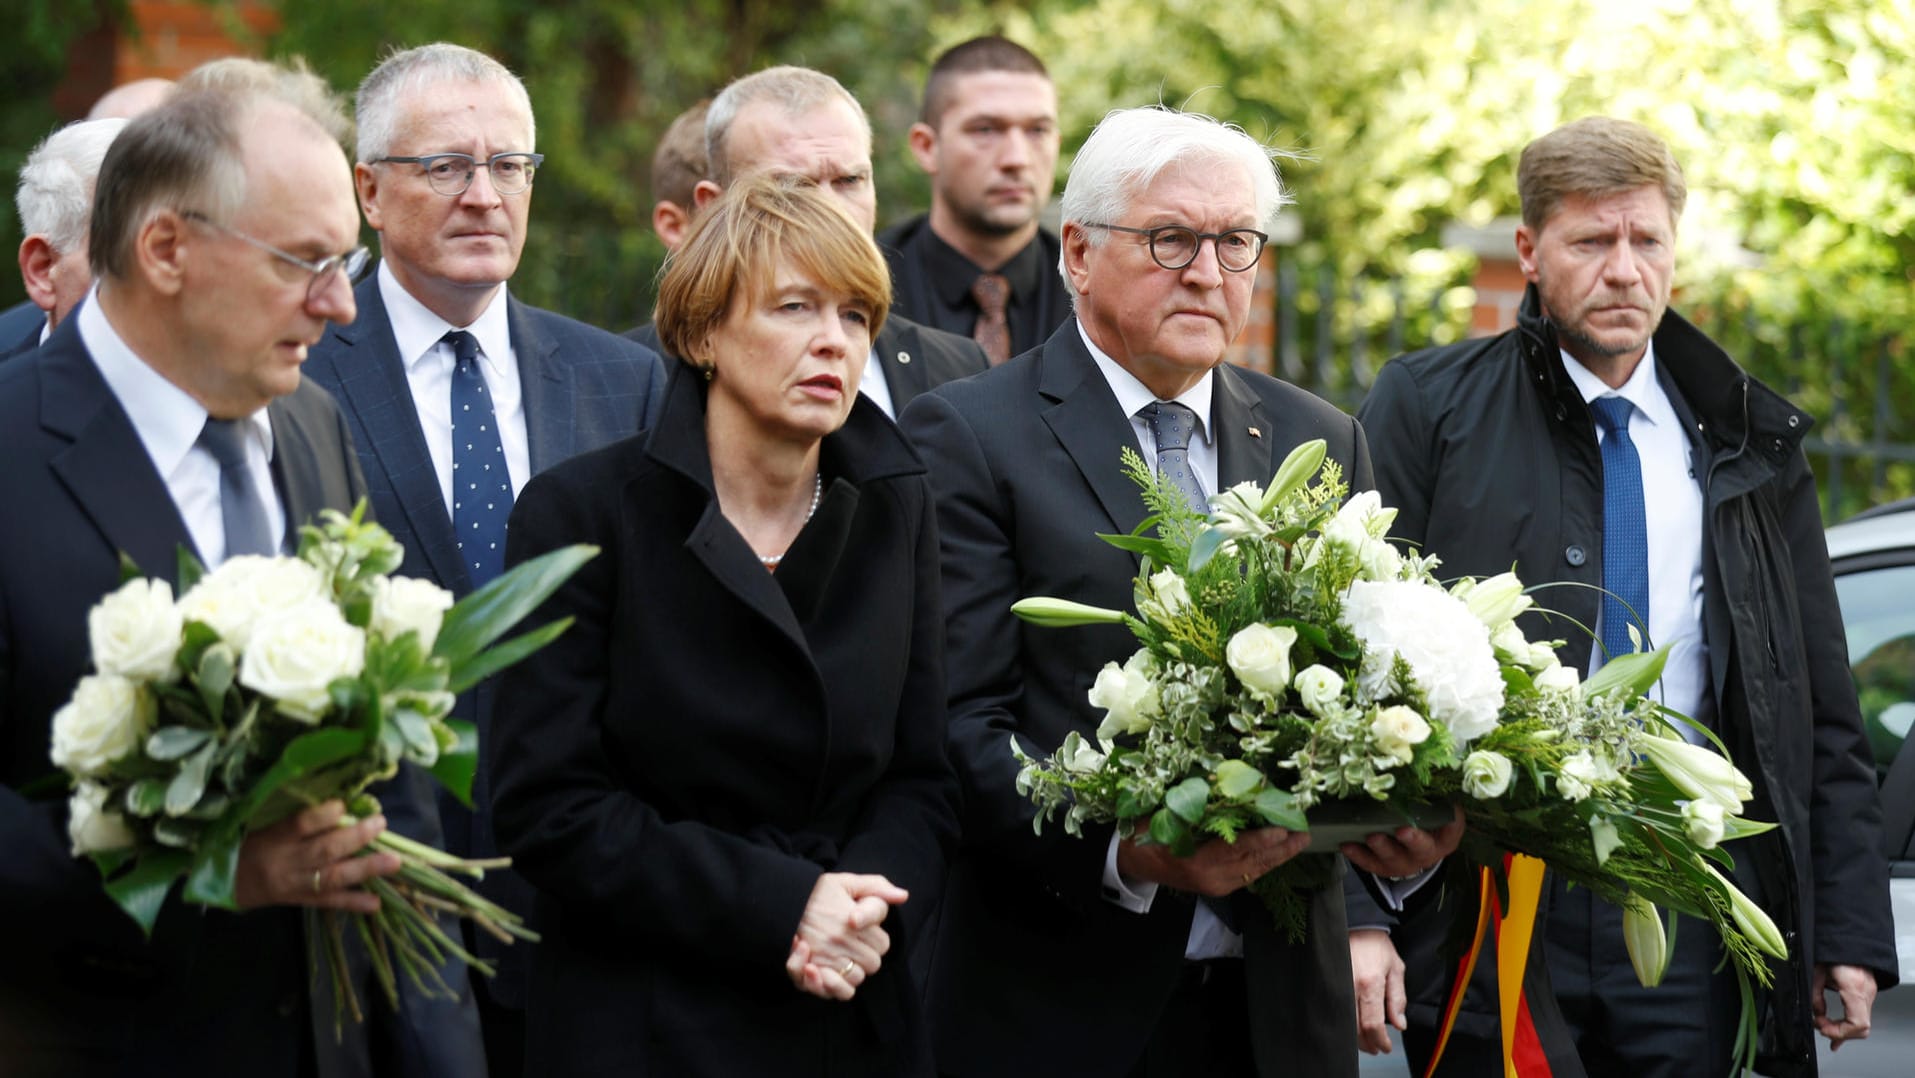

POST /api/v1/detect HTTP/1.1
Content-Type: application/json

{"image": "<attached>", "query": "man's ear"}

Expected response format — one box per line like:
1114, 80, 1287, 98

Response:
692, 179, 723, 211
906, 122, 938, 176
355, 161, 385, 232
1514, 223, 1540, 282
18, 235, 58, 312
652, 200, 692, 251
1060, 221, 1094, 297
135, 209, 190, 297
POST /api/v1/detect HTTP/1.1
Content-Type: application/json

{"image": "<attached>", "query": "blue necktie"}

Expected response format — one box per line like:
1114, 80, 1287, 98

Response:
1140, 401, 1208, 513
1591, 396, 1649, 663
198, 417, 278, 560
447, 330, 513, 588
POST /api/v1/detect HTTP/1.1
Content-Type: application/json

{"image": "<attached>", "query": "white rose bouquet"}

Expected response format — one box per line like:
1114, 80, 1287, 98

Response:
1011, 441, 1786, 1012
49, 505, 594, 1025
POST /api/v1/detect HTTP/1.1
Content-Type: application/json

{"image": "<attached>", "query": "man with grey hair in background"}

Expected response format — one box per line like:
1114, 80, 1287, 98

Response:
302, 43, 664, 1078
694, 64, 986, 414
899, 105, 1461, 1078
4, 118, 125, 359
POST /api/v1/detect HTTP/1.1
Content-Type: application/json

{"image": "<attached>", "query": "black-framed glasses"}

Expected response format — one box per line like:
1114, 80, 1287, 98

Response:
182, 211, 369, 303
1083, 222, 1268, 272
372, 152, 545, 196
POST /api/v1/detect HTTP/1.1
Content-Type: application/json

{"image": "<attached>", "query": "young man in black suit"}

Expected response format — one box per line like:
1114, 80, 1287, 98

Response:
0, 81, 406, 1078
900, 105, 1462, 1078
300, 43, 666, 1078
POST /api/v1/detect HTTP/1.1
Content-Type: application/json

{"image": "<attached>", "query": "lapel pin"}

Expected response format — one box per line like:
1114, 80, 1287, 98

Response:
896, 351, 912, 365
1247, 426, 1262, 439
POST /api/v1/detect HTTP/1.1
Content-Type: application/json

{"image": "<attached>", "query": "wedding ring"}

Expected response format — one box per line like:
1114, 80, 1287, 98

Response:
311, 868, 325, 895
1241, 873, 1253, 886
838, 959, 857, 979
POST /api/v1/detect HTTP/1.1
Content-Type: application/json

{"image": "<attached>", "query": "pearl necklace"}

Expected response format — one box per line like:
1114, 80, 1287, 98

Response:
758, 472, 824, 568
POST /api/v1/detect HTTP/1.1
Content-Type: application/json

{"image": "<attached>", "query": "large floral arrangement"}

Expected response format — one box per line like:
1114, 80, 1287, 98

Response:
1012, 442, 1786, 1028
50, 506, 593, 1024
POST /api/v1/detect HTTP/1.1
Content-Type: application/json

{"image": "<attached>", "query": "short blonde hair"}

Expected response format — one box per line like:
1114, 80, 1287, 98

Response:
655, 172, 891, 365
1518, 116, 1686, 233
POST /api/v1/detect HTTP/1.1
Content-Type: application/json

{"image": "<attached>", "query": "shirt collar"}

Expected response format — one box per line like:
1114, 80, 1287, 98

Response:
1078, 319, 1215, 445
379, 261, 514, 379
1559, 339, 1676, 429
78, 283, 275, 474
923, 224, 1046, 309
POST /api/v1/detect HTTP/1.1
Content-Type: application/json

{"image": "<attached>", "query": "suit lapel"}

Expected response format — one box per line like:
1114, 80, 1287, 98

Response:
266, 391, 326, 544
321, 278, 468, 589
40, 333, 199, 578
509, 295, 570, 474
1213, 364, 1276, 490
1038, 329, 1152, 537
875, 319, 930, 412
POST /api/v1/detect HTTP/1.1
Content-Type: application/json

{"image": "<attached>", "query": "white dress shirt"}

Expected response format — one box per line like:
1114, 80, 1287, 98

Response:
1561, 343, 1714, 732
379, 263, 532, 516
78, 286, 283, 567
860, 347, 896, 418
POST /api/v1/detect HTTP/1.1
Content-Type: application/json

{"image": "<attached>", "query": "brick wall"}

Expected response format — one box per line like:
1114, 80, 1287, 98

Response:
52, 0, 280, 120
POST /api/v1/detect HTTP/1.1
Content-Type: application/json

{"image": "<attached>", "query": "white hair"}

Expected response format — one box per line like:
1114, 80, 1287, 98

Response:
704, 66, 870, 187
354, 43, 535, 163
16, 119, 127, 253
1058, 106, 1290, 283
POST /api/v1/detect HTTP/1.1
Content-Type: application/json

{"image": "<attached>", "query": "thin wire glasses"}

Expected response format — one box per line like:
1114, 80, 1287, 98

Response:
1082, 222, 1268, 273
372, 152, 545, 196
182, 212, 369, 303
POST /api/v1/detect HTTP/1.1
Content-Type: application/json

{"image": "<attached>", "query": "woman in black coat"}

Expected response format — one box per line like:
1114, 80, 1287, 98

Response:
489, 175, 959, 1076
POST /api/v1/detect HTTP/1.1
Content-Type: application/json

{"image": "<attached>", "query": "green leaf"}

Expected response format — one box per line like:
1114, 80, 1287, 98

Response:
147, 725, 213, 761
98, 849, 190, 937
175, 545, 206, 594
1214, 759, 1264, 798
1260, 439, 1328, 513
430, 719, 478, 808
1114, 787, 1149, 820
116, 552, 145, 586
1187, 526, 1231, 572
195, 645, 236, 721
444, 619, 574, 696
1254, 787, 1308, 830
1095, 532, 1174, 564
125, 778, 167, 817
1165, 776, 1210, 824
434, 544, 597, 671
182, 829, 242, 910
1582, 645, 1669, 701
164, 743, 217, 816
1148, 806, 1188, 847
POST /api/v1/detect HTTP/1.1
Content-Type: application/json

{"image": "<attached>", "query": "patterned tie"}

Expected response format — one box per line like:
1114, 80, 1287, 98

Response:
1140, 401, 1208, 513
970, 272, 1012, 366
1591, 396, 1649, 663
197, 417, 278, 560
446, 330, 514, 588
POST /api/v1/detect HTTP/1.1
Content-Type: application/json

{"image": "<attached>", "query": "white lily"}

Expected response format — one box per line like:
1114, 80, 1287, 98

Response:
1621, 896, 1670, 987
1701, 862, 1789, 960
1638, 735, 1754, 813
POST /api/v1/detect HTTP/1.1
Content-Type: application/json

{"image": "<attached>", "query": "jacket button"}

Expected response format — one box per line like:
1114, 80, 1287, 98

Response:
1554, 404, 1567, 421
1565, 545, 1587, 567
1787, 414, 1800, 428
896, 351, 912, 365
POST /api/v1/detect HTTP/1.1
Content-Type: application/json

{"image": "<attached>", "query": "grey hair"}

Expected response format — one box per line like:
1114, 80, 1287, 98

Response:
16, 119, 126, 254
705, 66, 870, 187
1058, 106, 1290, 283
354, 43, 535, 163
179, 56, 352, 148
90, 89, 260, 280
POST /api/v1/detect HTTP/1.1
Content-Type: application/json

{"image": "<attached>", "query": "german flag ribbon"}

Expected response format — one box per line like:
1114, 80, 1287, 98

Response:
1421, 853, 1552, 1078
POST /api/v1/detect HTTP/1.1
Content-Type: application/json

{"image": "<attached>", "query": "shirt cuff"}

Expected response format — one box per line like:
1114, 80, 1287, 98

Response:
1101, 830, 1157, 913
1371, 866, 1436, 911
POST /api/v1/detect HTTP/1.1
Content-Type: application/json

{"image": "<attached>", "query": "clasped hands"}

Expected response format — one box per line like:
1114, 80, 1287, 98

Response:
1116, 805, 1465, 897
785, 872, 908, 1001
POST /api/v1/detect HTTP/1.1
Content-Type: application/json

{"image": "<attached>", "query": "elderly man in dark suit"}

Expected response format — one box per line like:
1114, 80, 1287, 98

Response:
900, 105, 1461, 1078
300, 42, 665, 1078
695, 65, 987, 413
2, 118, 127, 361
0, 84, 407, 1077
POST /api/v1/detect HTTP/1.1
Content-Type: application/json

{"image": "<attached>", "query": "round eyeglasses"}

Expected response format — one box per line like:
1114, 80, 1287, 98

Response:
1082, 223, 1268, 273
373, 152, 545, 197
182, 211, 370, 304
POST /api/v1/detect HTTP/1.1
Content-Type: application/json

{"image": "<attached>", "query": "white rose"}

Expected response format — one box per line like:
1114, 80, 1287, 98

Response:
1138, 568, 1193, 622
87, 578, 181, 681
371, 576, 456, 652
1227, 623, 1298, 698
1293, 664, 1346, 718
49, 674, 152, 777
239, 600, 366, 722
1462, 750, 1513, 799
1682, 799, 1727, 849
68, 781, 136, 856
1088, 651, 1160, 740
1370, 705, 1431, 764
180, 556, 328, 651
1534, 662, 1581, 695
1556, 750, 1602, 801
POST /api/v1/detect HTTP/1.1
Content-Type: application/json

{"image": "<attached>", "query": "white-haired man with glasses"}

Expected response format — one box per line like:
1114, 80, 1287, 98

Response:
899, 105, 1463, 1078
301, 42, 664, 1078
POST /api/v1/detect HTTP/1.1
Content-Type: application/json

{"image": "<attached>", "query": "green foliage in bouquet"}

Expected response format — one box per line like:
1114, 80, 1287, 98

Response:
49, 503, 594, 1022
1011, 441, 1788, 1031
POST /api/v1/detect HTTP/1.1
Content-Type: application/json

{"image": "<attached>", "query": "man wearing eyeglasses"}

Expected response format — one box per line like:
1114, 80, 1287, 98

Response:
301, 42, 665, 1078
899, 106, 1461, 1078
0, 80, 414, 1077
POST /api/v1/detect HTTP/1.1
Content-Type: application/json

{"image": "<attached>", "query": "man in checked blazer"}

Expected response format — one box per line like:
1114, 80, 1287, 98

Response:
302, 43, 664, 1078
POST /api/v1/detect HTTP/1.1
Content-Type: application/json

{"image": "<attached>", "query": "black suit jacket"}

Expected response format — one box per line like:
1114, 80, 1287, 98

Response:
0, 316, 376, 1077
489, 364, 960, 1075
898, 324, 1373, 1078
304, 270, 666, 1010
879, 214, 1072, 359
0, 298, 44, 363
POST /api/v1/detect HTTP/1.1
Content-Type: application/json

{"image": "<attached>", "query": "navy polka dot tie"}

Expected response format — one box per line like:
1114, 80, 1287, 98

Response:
446, 330, 513, 588
1591, 396, 1649, 663
1140, 400, 1208, 514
